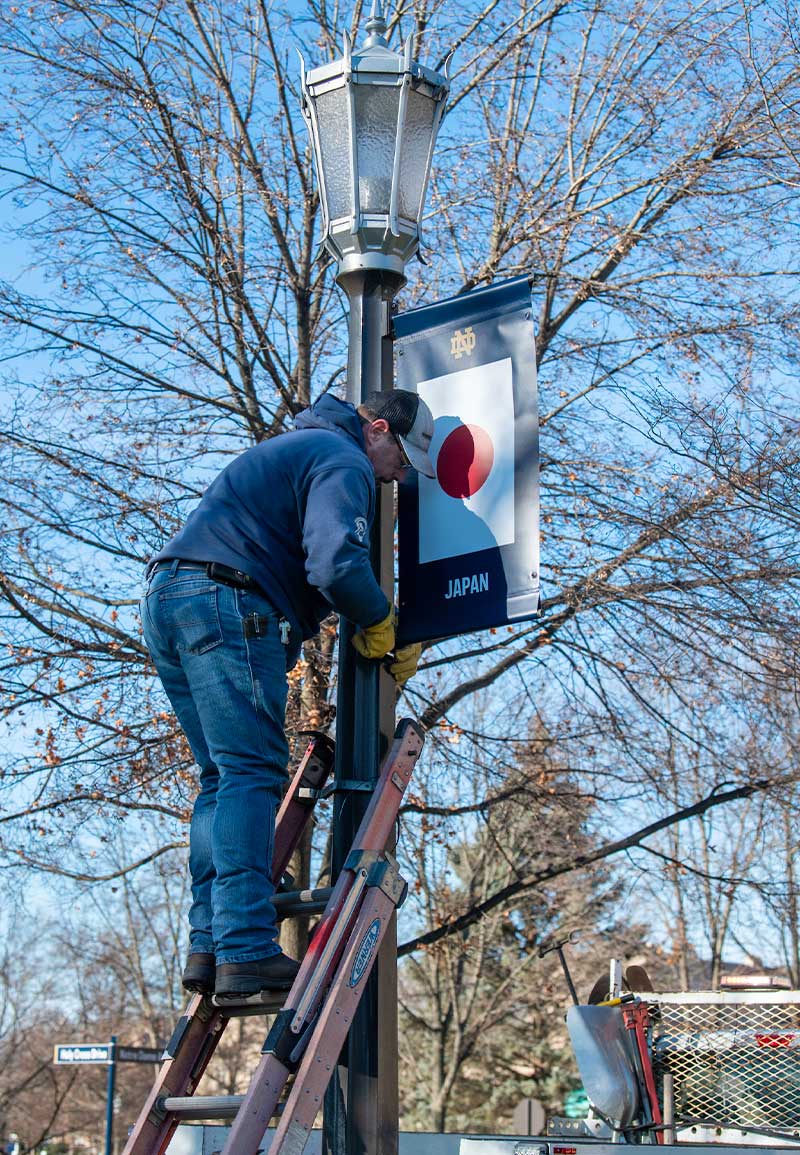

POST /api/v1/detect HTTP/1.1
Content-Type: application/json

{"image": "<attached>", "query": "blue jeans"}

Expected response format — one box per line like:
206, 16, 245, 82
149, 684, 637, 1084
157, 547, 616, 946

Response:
141, 561, 298, 963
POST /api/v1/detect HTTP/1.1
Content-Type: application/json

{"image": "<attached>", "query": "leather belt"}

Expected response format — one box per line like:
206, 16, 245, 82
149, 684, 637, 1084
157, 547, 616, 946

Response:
148, 559, 261, 593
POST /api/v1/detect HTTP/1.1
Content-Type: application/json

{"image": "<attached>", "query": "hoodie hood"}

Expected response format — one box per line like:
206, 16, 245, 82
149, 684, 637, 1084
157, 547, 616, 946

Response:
294, 395, 366, 451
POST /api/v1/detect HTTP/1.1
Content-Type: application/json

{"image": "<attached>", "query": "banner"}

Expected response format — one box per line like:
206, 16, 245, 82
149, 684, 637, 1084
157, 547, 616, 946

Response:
394, 275, 539, 646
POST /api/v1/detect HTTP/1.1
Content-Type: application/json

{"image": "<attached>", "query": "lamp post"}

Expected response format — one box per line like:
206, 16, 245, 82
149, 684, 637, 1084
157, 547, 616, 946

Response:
301, 5, 448, 1152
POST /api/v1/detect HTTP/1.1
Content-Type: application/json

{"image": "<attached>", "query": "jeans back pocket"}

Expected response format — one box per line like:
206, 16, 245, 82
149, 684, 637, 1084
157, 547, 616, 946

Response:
159, 581, 223, 654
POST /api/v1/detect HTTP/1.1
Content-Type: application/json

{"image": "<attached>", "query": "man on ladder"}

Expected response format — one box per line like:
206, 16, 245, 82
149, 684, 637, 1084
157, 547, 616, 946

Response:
141, 389, 434, 1001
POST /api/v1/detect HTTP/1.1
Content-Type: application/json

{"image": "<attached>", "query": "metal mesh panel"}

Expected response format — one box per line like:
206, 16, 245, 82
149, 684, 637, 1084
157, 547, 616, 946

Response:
650, 995, 800, 1132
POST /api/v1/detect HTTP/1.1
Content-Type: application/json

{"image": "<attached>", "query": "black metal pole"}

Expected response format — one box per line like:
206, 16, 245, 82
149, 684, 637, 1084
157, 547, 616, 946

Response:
104, 1036, 117, 1155
323, 269, 402, 1155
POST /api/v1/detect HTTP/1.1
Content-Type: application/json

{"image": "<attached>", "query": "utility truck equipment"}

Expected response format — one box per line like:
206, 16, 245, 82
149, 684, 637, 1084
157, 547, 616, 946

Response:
461, 959, 800, 1155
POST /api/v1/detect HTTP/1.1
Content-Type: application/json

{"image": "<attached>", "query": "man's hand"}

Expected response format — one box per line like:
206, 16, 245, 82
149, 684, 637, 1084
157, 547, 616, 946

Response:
388, 642, 422, 686
352, 606, 395, 659
353, 607, 422, 684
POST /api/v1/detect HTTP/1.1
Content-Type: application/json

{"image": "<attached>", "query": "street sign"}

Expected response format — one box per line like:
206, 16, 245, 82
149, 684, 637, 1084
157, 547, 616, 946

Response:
53, 1043, 113, 1064
394, 275, 539, 645
53, 1037, 121, 1155
117, 1046, 162, 1064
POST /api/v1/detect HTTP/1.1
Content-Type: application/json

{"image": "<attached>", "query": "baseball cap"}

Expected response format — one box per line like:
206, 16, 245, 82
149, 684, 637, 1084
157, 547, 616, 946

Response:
362, 389, 436, 478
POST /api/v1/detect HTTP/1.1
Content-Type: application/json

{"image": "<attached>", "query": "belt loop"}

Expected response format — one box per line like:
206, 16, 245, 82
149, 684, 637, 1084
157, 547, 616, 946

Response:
169, 558, 181, 576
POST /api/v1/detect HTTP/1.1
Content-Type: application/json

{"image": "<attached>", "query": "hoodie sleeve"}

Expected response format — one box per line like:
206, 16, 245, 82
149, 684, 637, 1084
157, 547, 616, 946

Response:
301, 463, 392, 628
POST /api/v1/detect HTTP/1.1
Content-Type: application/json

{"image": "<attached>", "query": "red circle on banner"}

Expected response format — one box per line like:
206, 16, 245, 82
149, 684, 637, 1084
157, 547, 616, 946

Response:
436, 423, 494, 498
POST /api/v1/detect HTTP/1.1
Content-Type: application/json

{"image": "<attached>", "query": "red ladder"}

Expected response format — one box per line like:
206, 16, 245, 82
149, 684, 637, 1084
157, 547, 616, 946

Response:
122, 719, 424, 1155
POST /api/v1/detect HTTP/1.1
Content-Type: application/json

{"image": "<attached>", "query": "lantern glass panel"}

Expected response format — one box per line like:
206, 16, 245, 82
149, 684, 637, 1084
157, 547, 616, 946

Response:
314, 86, 352, 221
398, 88, 437, 221
354, 83, 401, 213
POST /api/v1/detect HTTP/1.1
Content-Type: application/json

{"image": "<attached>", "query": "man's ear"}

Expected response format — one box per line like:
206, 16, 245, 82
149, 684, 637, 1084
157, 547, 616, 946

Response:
364, 418, 390, 444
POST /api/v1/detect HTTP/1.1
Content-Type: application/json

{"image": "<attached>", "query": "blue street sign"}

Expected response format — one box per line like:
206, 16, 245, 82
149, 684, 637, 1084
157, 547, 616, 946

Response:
394, 275, 540, 645
53, 1043, 113, 1064
117, 1045, 162, 1064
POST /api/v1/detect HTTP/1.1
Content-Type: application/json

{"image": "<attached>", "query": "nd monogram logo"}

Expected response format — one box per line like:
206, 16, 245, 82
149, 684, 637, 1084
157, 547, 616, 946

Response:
450, 326, 476, 360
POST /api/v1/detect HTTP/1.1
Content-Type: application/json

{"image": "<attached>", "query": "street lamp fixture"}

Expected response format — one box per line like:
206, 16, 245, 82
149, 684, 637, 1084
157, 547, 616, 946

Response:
300, 0, 449, 286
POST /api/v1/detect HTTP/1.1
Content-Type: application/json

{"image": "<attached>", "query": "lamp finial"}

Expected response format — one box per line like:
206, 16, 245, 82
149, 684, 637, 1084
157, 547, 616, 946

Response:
364, 0, 388, 46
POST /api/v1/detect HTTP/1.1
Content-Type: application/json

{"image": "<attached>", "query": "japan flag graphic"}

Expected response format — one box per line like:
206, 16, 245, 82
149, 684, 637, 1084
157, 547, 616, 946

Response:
417, 357, 515, 564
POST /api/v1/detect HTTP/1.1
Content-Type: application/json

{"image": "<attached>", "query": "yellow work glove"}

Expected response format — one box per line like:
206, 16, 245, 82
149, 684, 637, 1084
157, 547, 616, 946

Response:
388, 642, 422, 686
352, 606, 395, 660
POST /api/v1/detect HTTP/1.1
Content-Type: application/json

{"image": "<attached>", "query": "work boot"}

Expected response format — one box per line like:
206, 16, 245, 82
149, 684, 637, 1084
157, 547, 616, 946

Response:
215, 952, 300, 999
182, 952, 216, 994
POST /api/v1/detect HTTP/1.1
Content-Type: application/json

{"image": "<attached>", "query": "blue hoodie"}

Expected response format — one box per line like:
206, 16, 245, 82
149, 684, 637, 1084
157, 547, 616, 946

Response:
151, 396, 391, 640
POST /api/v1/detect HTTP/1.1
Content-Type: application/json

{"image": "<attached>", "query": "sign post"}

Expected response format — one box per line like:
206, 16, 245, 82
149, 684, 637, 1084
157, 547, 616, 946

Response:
104, 1035, 117, 1155
394, 275, 540, 645
54, 1036, 161, 1155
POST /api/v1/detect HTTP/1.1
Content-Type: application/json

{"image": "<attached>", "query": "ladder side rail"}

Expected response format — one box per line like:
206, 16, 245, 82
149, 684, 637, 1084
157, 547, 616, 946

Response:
273, 733, 335, 881
345, 719, 422, 854
281, 850, 360, 991
121, 996, 226, 1155
214, 1052, 294, 1151
268, 876, 403, 1152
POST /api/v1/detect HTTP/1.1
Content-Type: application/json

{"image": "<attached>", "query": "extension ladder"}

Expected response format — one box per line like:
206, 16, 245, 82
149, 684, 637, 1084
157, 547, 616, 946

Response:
122, 718, 424, 1155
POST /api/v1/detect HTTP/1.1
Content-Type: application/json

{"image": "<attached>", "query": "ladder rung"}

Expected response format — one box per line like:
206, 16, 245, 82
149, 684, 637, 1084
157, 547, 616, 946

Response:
161, 1095, 244, 1120
160, 1094, 286, 1122
214, 990, 287, 1015
273, 886, 332, 917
